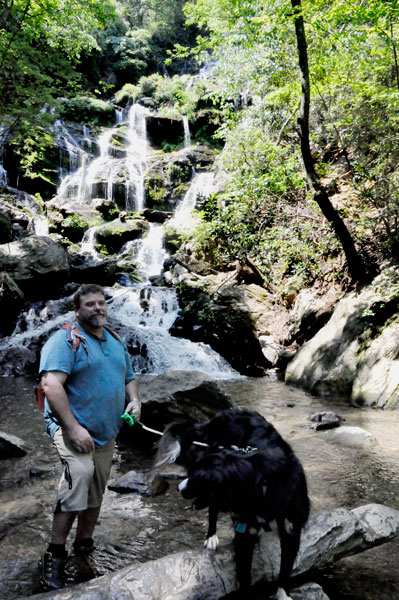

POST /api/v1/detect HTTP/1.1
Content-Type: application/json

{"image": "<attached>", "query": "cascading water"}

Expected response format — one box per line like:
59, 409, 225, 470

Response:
182, 116, 191, 148
0, 163, 8, 186
0, 104, 238, 379
126, 103, 148, 211
172, 172, 215, 228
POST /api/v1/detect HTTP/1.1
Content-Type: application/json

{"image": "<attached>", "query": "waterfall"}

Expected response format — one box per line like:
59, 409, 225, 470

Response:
0, 106, 239, 380
126, 104, 148, 211
172, 172, 215, 228
34, 216, 49, 236
135, 223, 168, 281
85, 128, 115, 203
182, 116, 191, 147
0, 163, 8, 186
107, 287, 237, 377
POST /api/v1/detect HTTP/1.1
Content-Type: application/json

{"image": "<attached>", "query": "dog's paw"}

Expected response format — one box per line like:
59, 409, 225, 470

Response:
204, 534, 219, 551
276, 588, 292, 600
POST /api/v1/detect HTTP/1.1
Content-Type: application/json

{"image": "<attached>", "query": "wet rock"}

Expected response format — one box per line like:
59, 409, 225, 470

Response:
69, 252, 118, 285
142, 208, 171, 223
0, 235, 70, 299
108, 470, 168, 496
170, 281, 270, 377
307, 411, 344, 431
0, 272, 24, 336
318, 426, 378, 448
0, 431, 29, 458
0, 498, 42, 540
139, 371, 234, 421
117, 371, 234, 448
19, 503, 399, 600
291, 582, 330, 599
94, 217, 148, 254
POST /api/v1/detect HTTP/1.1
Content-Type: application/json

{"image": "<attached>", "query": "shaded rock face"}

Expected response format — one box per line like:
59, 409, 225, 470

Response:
68, 253, 118, 286
146, 115, 185, 149
0, 235, 70, 299
169, 281, 271, 377
0, 273, 25, 336
285, 267, 399, 407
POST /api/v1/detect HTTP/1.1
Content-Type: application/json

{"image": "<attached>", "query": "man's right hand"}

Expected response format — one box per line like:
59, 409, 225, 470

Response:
41, 371, 95, 453
65, 423, 95, 453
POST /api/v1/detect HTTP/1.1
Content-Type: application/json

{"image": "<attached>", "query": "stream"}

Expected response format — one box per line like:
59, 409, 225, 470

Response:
1, 105, 399, 599
1, 375, 399, 599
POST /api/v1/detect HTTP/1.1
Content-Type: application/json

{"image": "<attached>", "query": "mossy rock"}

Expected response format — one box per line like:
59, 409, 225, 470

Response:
95, 218, 148, 254
60, 213, 89, 243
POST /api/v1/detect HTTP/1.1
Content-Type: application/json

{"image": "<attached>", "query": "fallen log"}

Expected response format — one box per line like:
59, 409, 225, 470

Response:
20, 503, 399, 600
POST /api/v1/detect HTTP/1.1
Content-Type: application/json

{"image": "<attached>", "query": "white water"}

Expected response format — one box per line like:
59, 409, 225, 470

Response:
126, 104, 148, 211
135, 223, 168, 281
107, 287, 238, 377
182, 116, 191, 147
172, 172, 215, 228
34, 216, 49, 236
0, 106, 238, 380
0, 163, 8, 185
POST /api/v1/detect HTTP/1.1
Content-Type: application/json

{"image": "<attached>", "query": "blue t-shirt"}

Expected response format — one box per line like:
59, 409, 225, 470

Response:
39, 324, 135, 447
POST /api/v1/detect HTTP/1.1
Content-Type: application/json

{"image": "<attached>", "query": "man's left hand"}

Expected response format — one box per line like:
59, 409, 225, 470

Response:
125, 399, 141, 421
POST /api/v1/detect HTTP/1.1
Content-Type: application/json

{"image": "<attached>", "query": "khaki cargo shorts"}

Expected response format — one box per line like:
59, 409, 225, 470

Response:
52, 428, 115, 513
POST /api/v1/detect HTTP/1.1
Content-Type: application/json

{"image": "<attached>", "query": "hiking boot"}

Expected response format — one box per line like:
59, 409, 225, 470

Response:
73, 538, 99, 581
38, 551, 67, 591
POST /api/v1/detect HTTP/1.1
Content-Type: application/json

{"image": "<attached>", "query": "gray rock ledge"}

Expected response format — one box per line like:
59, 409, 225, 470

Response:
19, 503, 399, 600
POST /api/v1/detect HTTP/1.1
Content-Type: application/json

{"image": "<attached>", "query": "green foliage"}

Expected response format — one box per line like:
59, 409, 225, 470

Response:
10, 126, 59, 187
62, 214, 89, 231
0, 0, 115, 148
60, 97, 115, 125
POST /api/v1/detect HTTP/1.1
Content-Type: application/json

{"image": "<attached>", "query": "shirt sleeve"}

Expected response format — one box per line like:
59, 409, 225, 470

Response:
39, 329, 75, 376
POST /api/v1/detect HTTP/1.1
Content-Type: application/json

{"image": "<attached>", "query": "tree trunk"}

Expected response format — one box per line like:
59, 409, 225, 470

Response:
291, 0, 366, 283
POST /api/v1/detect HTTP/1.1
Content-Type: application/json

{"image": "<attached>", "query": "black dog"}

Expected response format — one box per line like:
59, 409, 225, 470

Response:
154, 408, 310, 600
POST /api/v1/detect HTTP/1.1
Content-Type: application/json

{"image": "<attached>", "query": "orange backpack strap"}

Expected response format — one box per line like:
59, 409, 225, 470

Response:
104, 325, 123, 345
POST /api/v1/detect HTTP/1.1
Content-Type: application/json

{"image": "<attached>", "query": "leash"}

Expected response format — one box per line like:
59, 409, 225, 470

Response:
120, 413, 257, 453
121, 413, 210, 448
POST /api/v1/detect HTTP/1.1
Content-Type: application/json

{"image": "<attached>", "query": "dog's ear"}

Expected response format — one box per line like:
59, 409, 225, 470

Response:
153, 436, 182, 468
153, 420, 196, 468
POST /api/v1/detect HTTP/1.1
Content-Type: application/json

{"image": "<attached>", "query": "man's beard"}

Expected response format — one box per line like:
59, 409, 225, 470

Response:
88, 313, 107, 327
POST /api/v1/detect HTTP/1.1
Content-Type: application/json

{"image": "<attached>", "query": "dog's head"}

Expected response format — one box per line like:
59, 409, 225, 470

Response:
177, 451, 256, 512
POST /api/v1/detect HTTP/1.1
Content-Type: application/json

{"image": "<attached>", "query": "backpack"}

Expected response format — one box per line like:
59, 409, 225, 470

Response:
35, 322, 123, 411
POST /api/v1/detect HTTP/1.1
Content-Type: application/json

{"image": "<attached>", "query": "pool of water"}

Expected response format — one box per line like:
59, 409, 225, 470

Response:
1, 375, 399, 599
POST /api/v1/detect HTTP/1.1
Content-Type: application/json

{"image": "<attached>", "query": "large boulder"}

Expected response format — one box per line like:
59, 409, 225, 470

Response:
94, 217, 148, 254
17, 504, 399, 600
117, 371, 234, 448
285, 266, 399, 407
0, 186, 42, 242
0, 235, 70, 298
69, 253, 118, 285
168, 276, 272, 376
0, 272, 24, 335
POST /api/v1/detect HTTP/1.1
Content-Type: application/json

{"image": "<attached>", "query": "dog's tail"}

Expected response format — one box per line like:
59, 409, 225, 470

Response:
152, 420, 191, 468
